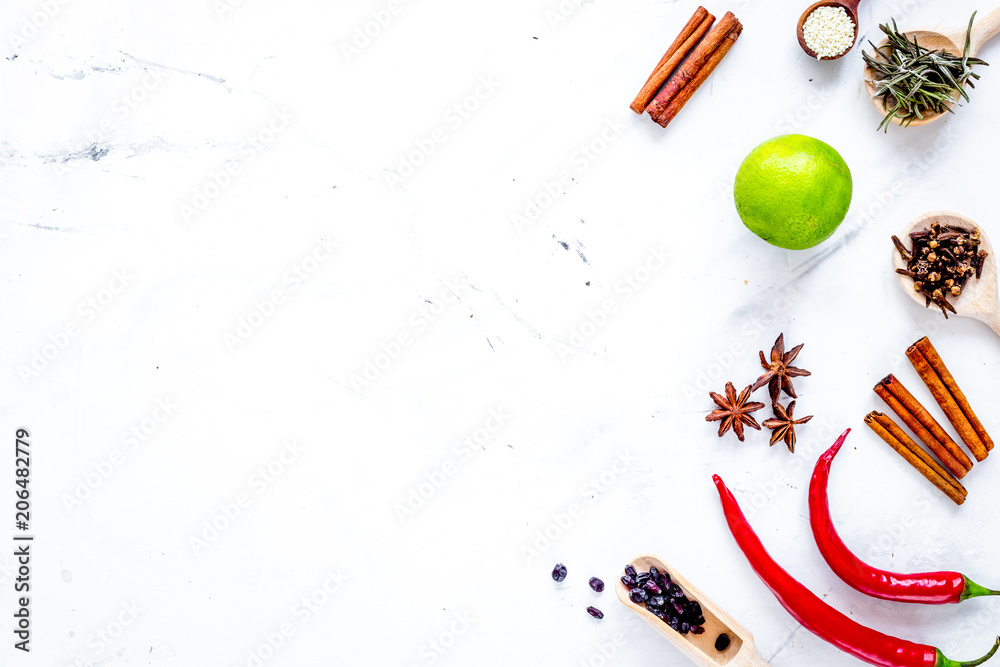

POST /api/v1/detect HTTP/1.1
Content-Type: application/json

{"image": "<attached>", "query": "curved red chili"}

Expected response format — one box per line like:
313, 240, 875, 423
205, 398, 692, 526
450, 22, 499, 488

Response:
713, 473, 999, 667
811, 429, 1000, 604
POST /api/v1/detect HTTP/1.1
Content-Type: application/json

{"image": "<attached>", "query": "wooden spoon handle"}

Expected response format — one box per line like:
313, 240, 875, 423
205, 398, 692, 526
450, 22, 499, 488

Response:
970, 6, 1000, 56
839, 0, 862, 14
735, 638, 771, 667
973, 310, 1000, 338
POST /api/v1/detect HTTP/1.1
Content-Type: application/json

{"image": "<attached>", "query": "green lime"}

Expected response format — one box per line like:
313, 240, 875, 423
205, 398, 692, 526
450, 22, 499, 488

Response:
734, 134, 853, 250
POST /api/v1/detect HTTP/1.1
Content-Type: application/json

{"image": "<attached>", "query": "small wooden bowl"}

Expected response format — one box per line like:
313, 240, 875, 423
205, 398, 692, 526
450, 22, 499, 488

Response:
616, 554, 770, 667
796, 0, 862, 60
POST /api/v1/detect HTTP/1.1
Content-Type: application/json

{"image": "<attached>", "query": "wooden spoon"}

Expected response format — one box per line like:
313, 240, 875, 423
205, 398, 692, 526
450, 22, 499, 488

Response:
892, 211, 1000, 336
864, 8, 1000, 127
796, 0, 862, 60
616, 554, 770, 667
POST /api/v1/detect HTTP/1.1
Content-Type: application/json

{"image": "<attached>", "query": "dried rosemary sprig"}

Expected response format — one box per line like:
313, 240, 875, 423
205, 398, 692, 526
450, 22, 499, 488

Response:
863, 13, 988, 132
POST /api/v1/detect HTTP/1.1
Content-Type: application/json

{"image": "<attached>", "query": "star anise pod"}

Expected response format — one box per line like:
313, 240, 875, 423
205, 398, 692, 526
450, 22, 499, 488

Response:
751, 333, 811, 402
706, 382, 765, 442
762, 400, 813, 453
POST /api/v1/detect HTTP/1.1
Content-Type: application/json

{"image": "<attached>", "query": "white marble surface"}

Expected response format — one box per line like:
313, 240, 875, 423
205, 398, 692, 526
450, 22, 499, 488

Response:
4, 0, 1000, 665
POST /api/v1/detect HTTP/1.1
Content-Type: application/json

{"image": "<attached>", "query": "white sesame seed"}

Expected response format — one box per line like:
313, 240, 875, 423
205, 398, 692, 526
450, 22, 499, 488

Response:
802, 6, 855, 59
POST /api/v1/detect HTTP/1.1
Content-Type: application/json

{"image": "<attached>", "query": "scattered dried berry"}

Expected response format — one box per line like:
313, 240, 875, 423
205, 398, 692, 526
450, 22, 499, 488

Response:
589, 577, 605, 593
716, 633, 731, 651
629, 587, 649, 604
552, 563, 567, 582
587, 606, 604, 619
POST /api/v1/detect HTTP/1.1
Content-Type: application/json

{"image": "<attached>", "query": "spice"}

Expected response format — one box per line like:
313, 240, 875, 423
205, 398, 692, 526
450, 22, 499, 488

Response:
810, 429, 998, 603
864, 411, 967, 505
802, 6, 856, 59
714, 473, 1000, 667
630, 8, 743, 127
864, 14, 988, 131
907, 338, 993, 461
705, 382, 765, 441
751, 333, 811, 402
874, 375, 972, 477
620, 564, 706, 635
647, 12, 744, 127
762, 400, 812, 453
893, 223, 987, 317
631, 6, 715, 113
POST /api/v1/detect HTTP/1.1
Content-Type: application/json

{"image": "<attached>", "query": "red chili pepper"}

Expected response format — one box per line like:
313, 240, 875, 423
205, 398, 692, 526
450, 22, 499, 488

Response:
713, 473, 999, 667
810, 429, 1000, 604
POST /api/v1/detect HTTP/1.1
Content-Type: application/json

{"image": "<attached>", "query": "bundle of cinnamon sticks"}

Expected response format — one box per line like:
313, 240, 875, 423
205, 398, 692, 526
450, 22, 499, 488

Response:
630, 7, 743, 128
866, 337, 994, 505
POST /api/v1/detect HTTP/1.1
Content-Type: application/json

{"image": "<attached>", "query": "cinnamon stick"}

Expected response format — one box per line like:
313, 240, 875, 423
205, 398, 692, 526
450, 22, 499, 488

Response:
650, 22, 743, 127
869, 411, 967, 499
646, 11, 742, 125
865, 412, 966, 506
630, 7, 715, 114
912, 337, 993, 455
873, 375, 971, 478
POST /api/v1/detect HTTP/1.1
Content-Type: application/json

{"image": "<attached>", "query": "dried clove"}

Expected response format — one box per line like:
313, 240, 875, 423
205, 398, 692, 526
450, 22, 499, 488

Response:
892, 224, 987, 318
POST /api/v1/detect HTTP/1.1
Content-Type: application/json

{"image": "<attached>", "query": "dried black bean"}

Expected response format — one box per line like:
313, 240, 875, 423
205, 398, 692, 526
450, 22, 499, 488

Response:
622, 564, 705, 634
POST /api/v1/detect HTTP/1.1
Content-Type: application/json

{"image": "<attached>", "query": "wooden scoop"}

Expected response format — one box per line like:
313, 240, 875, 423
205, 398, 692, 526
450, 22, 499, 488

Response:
864, 8, 1000, 127
616, 554, 770, 667
892, 211, 1000, 336
797, 0, 862, 60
